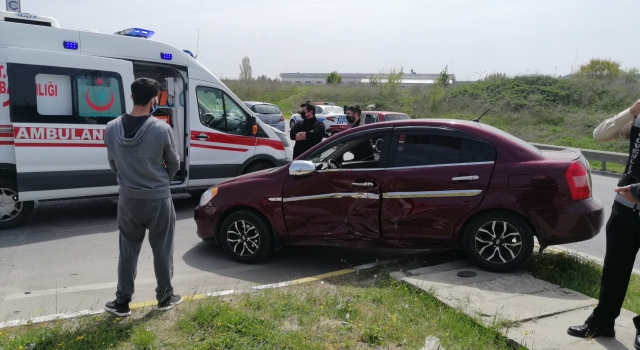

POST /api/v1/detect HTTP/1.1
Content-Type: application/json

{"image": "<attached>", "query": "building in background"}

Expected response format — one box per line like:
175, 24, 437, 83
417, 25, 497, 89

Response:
279, 71, 456, 87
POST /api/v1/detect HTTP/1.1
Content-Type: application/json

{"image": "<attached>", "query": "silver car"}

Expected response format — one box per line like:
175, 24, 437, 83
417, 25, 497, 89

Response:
244, 101, 285, 132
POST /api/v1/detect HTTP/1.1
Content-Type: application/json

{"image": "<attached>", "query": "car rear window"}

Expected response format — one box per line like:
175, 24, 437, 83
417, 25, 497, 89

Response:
478, 123, 541, 154
323, 106, 345, 114
252, 104, 281, 114
384, 114, 410, 121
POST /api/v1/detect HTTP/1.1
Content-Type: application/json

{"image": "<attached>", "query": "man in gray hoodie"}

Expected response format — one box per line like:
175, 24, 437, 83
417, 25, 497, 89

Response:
103, 78, 181, 317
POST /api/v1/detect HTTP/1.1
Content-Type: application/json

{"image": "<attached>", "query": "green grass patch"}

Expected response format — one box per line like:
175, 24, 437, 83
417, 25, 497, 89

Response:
525, 251, 640, 315
0, 273, 522, 349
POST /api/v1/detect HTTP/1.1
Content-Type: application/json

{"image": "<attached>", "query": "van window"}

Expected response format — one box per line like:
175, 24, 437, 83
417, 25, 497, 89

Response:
196, 87, 250, 135
8, 64, 125, 124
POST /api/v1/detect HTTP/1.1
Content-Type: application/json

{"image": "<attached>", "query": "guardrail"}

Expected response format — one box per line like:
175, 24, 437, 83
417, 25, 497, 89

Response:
532, 143, 628, 171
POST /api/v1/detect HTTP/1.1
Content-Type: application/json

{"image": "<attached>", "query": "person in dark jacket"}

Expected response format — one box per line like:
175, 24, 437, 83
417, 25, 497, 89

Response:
344, 105, 374, 162
290, 103, 325, 158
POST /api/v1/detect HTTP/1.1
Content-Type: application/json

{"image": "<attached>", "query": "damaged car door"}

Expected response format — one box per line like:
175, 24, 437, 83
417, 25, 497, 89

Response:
282, 128, 392, 242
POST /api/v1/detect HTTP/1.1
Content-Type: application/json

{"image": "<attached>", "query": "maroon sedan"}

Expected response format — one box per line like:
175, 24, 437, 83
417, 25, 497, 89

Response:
195, 119, 604, 272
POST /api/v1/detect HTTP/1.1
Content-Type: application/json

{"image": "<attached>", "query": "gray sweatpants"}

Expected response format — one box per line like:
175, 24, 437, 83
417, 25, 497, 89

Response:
115, 196, 176, 304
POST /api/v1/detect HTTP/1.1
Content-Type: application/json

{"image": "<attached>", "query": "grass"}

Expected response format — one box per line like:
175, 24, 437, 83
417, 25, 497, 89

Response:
0, 270, 523, 350
525, 251, 640, 315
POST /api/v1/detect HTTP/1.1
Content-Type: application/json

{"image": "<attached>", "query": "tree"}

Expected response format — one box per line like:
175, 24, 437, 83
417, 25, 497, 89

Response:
436, 65, 450, 87
257, 75, 271, 81
575, 58, 622, 80
326, 71, 342, 84
239, 57, 253, 81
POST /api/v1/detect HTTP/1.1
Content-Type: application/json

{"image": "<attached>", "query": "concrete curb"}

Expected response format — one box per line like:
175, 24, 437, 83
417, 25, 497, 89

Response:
0, 250, 434, 329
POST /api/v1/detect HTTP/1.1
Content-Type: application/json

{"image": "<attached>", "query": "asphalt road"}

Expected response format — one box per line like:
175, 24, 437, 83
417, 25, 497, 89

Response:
0, 196, 419, 322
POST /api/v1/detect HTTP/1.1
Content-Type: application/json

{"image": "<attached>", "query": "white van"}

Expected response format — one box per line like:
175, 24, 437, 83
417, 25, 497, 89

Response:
0, 11, 293, 229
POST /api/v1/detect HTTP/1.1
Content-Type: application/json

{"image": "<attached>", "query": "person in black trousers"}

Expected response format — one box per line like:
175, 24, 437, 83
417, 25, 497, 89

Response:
567, 100, 640, 349
290, 102, 325, 159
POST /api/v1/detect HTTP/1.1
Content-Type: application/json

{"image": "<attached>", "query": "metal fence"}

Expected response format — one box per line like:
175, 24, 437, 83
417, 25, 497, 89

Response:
532, 143, 628, 171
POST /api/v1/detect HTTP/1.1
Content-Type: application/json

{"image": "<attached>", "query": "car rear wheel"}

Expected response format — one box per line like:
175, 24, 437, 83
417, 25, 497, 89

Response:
0, 178, 34, 230
463, 211, 534, 272
220, 210, 272, 263
290, 120, 296, 129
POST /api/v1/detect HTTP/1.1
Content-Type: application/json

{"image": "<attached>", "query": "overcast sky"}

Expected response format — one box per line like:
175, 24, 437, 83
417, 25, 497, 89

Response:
22, 0, 640, 81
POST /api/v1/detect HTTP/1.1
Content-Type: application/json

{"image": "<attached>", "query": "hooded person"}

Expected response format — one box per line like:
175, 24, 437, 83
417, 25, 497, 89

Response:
103, 77, 181, 317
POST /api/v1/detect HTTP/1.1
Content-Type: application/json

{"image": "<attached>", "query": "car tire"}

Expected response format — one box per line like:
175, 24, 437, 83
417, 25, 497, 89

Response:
242, 162, 272, 174
0, 178, 34, 230
290, 119, 296, 129
220, 210, 273, 263
463, 211, 534, 272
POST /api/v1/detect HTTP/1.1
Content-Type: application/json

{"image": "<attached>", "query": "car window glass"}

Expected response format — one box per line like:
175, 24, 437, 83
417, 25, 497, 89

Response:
252, 104, 281, 114
391, 133, 495, 168
315, 106, 323, 115
308, 133, 384, 169
197, 87, 249, 135
384, 114, 410, 121
364, 114, 377, 124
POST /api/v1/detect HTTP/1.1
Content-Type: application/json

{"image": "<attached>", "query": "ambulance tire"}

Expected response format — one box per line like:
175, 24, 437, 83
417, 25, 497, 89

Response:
242, 162, 272, 175
219, 210, 272, 263
0, 179, 34, 230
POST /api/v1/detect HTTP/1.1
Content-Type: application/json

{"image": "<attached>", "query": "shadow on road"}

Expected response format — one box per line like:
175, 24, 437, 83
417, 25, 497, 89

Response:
0, 196, 200, 248
181, 241, 426, 285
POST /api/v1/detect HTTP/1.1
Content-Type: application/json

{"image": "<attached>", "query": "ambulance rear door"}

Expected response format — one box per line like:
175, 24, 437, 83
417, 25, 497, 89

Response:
6, 47, 134, 201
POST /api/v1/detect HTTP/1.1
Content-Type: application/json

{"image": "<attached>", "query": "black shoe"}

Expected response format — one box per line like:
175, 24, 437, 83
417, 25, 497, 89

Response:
104, 300, 131, 317
157, 294, 182, 311
635, 331, 640, 350
567, 324, 615, 338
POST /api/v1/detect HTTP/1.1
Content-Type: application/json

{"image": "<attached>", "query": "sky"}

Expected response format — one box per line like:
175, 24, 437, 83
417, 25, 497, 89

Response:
20, 0, 640, 81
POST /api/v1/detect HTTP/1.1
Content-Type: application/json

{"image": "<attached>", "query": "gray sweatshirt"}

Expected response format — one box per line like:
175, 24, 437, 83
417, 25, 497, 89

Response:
105, 115, 180, 199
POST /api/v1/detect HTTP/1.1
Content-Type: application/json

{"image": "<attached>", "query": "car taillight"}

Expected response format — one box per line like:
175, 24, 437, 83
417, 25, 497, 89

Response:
279, 115, 284, 122
325, 117, 335, 122
565, 161, 591, 200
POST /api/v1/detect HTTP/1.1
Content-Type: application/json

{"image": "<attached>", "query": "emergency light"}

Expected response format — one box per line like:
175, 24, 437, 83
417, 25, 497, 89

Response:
63, 41, 78, 50
114, 28, 155, 39
160, 52, 172, 60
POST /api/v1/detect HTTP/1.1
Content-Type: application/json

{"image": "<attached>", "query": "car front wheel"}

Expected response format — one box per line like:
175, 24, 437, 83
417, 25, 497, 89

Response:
463, 211, 534, 272
220, 210, 272, 263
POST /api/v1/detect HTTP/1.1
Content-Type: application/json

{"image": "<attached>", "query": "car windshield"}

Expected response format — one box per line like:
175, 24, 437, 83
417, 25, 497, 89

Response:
322, 106, 345, 114
384, 114, 411, 121
252, 104, 281, 114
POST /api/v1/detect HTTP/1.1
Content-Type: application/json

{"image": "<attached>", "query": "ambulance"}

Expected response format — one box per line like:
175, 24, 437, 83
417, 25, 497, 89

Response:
0, 10, 293, 229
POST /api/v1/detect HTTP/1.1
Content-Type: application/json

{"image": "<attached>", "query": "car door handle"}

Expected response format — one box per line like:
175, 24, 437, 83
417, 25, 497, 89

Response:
452, 175, 479, 181
195, 134, 209, 140
352, 181, 374, 187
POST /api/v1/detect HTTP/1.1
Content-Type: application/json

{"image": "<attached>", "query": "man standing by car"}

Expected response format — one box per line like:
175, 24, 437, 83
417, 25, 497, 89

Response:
103, 78, 182, 317
345, 105, 374, 162
290, 102, 325, 158
567, 99, 640, 349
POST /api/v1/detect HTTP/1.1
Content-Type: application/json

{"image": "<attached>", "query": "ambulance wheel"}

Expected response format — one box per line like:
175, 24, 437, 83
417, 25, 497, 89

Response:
242, 162, 272, 174
0, 179, 34, 230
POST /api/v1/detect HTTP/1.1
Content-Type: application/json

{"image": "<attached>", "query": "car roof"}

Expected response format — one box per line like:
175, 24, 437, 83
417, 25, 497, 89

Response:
243, 101, 276, 106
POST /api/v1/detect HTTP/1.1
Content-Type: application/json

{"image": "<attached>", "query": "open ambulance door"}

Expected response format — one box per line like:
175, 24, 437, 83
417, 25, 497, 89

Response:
5, 47, 134, 201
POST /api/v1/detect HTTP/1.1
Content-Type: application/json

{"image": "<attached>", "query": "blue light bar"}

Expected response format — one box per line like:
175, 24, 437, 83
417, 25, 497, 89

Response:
114, 28, 155, 39
63, 41, 78, 50
160, 53, 172, 60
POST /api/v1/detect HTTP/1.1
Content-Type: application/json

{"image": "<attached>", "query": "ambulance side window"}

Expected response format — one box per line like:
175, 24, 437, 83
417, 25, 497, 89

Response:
196, 86, 250, 135
7, 63, 125, 125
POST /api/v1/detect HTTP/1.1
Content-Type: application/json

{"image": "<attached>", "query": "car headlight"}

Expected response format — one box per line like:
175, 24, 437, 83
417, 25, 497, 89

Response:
199, 187, 219, 206
275, 131, 290, 147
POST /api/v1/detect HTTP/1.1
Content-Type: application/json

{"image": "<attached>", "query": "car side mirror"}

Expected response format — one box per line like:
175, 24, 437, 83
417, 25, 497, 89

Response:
289, 160, 316, 176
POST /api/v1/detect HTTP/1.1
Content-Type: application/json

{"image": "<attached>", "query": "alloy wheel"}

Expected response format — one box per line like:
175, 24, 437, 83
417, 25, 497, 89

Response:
474, 220, 523, 264
0, 188, 23, 222
226, 220, 260, 256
